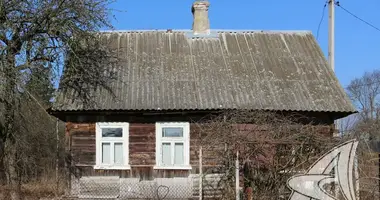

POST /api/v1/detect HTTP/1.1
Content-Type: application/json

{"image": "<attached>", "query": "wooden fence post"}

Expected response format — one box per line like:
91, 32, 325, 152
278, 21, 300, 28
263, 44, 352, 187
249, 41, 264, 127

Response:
56, 118, 59, 198
199, 145, 203, 200
236, 151, 240, 200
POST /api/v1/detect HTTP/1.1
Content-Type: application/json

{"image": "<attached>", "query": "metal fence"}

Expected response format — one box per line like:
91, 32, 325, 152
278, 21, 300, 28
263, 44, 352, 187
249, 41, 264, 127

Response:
69, 174, 230, 200
0, 170, 379, 200
0, 173, 235, 200
0, 153, 379, 200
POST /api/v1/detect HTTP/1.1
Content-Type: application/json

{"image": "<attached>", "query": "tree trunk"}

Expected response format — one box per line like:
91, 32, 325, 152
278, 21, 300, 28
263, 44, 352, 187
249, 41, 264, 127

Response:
3, 53, 21, 200
4, 142, 20, 200
0, 139, 6, 185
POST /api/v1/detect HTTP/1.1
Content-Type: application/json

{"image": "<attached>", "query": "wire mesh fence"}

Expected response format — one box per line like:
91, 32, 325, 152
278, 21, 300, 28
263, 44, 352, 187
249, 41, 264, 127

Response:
0, 165, 379, 200
0, 173, 232, 200
0, 150, 379, 200
67, 173, 233, 200
74, 176, 195, 199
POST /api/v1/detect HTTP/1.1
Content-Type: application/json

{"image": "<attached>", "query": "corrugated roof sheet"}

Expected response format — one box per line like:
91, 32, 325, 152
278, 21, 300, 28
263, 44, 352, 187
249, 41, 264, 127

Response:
52, 30, 356, 113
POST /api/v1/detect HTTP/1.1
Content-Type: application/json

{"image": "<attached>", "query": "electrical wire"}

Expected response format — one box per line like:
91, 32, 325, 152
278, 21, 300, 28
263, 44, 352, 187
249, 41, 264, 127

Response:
335, 1, 380, 33
316, 2, 328, 41
333, 1, 380, 89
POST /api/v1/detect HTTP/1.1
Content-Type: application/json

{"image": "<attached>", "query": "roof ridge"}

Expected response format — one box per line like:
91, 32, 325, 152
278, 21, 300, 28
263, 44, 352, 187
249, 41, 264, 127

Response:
99, 29, 312, 34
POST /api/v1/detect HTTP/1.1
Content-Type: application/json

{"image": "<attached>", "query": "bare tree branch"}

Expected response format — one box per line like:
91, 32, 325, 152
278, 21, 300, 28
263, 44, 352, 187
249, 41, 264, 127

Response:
16, 56, 55, 71
194, 110, 341, 199
0, 33, 7, 46
347, 70, 380, 121
0, 1, 117, 199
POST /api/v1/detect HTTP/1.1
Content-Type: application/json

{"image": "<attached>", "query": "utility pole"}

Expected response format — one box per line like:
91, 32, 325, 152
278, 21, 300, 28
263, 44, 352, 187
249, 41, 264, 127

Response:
329, 0, 338, 135
328, 0, 335, 71
329, 0, 338, 136
329, 2, 339, 198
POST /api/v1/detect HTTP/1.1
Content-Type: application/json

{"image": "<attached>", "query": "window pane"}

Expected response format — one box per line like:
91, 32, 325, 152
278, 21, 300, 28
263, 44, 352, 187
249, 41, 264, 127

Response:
102, 143, 111, 164
174, 143, 184, 165
114, 143, 123, 165
162, 127, 183, 137
102, 128, 122, 137
162, 143, 171, 165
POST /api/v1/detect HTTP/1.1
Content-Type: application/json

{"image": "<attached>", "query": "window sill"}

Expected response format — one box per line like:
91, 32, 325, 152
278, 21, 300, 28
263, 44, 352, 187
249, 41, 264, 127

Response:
153, 165, 192, 170
93, 165, 131, 170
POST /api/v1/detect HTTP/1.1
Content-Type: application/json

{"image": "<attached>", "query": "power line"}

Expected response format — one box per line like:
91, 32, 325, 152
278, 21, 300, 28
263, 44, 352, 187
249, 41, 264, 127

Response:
316, 2, 328, 41
333, 2, 380, 89
335, 1, 380, 33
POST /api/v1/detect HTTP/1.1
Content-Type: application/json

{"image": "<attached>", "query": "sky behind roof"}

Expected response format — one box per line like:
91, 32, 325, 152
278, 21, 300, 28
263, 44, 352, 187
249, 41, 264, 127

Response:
109, 0, 380, 88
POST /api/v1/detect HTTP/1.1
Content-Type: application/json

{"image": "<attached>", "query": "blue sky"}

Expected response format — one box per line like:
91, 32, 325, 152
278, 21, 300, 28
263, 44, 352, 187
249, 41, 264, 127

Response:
109, 0, 380, 88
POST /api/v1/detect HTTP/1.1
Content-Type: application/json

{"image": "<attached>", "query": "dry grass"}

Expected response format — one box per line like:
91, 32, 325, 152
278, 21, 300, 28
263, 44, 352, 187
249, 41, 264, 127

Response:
0, 174, 65, 200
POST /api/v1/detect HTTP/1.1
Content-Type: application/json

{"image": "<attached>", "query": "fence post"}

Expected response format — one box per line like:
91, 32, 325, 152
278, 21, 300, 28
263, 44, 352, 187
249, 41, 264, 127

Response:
56, 118, 59, 198
199, 145, 203, 200
355, 155, 360, 200
236, 151, 240, 200
334, 145, 339, 198
64, 124, 72, 196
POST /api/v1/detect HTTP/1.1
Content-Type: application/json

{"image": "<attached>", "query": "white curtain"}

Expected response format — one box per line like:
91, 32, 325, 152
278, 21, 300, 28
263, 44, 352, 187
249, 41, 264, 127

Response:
162, 143, 171, 165
102, 143, 111, 164
174, 143, 184, 165
114, 143, 123, 164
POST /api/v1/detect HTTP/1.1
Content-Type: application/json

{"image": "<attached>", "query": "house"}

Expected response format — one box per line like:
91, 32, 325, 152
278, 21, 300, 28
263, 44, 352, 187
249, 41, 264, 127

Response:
49, 0, 356, 198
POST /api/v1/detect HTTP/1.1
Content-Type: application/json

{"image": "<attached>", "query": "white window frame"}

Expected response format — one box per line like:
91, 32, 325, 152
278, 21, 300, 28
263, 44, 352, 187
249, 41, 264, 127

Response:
154, 122, 191, 170
94, 122, 130, 170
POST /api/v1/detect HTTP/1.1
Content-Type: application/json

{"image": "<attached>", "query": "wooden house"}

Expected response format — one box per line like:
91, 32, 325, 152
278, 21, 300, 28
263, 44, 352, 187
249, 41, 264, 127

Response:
49, 1, 356, 198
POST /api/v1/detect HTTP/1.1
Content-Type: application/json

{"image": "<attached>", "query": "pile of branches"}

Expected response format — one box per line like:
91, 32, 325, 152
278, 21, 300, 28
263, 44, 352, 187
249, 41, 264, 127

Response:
195, 110, 341, 200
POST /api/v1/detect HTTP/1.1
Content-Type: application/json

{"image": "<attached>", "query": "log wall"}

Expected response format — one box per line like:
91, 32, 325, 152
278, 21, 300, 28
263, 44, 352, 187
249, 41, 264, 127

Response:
66, 119, 334, 179
66, 122, 212, 179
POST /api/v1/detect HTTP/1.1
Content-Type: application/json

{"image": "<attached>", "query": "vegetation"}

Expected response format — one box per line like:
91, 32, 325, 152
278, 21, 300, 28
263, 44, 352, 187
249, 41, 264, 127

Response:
341, 69, 380, 199
195, 110, 338, 199
0, 0, 116, 199
0, 0, 379, 199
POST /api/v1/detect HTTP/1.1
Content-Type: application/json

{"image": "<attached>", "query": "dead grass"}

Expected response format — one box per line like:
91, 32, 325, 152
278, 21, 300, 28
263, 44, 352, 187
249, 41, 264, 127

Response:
0, 174, 65, 200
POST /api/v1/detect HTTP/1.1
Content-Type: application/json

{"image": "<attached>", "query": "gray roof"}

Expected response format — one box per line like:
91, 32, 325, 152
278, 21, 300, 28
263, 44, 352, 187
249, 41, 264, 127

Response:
52, 30, 356, 113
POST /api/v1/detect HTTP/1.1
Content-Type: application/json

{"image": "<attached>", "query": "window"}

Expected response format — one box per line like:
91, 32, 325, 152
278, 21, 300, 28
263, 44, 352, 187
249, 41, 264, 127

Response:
155, 122, 191, 169
95, 123, 130, 169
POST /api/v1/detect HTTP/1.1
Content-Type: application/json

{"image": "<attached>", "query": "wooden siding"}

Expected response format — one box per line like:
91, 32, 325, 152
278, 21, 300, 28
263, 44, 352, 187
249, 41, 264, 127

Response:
66, 121, 334, 179
67, 122, 206, 179
69, 123, 96, 166
129, 124, 155, 166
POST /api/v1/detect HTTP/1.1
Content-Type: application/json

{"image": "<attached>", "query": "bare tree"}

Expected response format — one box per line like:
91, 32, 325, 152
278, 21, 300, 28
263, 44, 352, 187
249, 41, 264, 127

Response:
0, 1, 117, 199
338, 69, 380, 199
347, 70, 380, 122
347, 122, 380, 199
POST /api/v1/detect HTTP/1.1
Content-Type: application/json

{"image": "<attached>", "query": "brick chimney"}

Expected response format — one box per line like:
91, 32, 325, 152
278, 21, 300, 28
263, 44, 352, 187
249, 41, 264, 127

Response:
192, 1, 210, 35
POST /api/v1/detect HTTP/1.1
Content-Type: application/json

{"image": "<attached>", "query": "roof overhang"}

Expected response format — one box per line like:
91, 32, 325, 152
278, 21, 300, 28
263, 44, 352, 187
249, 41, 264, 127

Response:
48, 107, 356, 123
